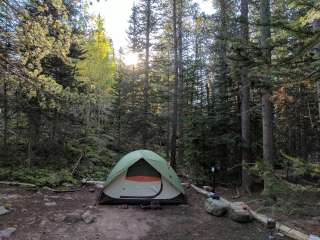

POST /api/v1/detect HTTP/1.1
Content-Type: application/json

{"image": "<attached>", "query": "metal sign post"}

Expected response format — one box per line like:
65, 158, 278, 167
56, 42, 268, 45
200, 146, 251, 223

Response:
211, 166, 215, 193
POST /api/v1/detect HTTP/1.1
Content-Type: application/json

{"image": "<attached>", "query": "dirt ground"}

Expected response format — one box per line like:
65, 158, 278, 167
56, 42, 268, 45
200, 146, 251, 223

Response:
0, 185, 291, 240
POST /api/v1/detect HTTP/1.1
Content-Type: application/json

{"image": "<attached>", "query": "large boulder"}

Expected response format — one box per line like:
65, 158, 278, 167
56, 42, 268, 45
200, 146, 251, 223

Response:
205, 198, 229, 217
229, 202, 253, 223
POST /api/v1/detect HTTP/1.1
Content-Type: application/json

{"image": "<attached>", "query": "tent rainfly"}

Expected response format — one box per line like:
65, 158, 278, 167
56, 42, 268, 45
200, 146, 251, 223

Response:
98, 150, 186, 204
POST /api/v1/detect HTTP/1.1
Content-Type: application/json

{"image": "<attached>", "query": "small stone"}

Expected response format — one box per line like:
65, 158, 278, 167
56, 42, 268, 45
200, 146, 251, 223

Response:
22, 208, 28, 213
45, 202, 57, 207
312, 216, 320, 222
229, 202, 253, 223
64, 211, 83, 224
25, 216, 36, 225
95, 183, 104, 189
40, 219, 47, 227
52, 213, 66, 223
0, 227, 16, 238
205, 198, 228, 217
0, 206, 10, 216
81, 210, 95, 224
63, 196, 73, 200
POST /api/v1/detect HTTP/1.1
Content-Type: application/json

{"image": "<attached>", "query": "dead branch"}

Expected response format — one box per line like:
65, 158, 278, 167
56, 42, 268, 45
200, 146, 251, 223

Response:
0, 181, 37, 188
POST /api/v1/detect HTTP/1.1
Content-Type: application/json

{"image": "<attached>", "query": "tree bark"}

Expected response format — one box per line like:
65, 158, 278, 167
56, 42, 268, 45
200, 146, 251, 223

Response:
240, 0, 251, 194
312, 19, 320, 119
3, 72, 8, 158
177, 0, 184, 164
217, 0, 228, 99
142, 0, 151, 148
260, 0, 274, 194
170, 0, 180, 170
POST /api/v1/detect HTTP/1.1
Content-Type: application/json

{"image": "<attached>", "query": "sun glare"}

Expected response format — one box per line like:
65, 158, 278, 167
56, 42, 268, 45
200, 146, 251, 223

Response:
124, 52, 139, 66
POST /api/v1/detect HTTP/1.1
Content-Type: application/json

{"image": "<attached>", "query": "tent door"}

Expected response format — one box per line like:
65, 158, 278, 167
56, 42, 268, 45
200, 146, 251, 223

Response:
120, 159, 163, 199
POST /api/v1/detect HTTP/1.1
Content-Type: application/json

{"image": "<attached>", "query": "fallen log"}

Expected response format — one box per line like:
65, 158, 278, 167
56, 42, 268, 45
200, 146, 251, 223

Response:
190, 184, 310, 240
42, 186, 81, 193
81, 179, 105, 185
0, 181, 37, 188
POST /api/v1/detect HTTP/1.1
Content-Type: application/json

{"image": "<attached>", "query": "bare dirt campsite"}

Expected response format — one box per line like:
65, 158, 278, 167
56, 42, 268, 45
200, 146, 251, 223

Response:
0, 184, 290, 240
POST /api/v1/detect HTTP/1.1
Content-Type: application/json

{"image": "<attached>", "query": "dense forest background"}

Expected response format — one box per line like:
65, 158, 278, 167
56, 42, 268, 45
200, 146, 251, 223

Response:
1, 0, 320, 199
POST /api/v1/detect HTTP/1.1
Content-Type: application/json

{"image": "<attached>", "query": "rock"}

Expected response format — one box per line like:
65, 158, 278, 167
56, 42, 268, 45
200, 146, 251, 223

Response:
229, 202, 253, 223
45, 202, 57, 207
0, 227, 16, 238
81, 210, 95, 224
40, 219, 48, 227
0, 206, 9, 216
3, 194, 20, 200
21, 208, 28, 213
52, 213, 66, 223
312, 216, 320, 222
95, 183, 104, 189
309, 235, 320, 240
205, 198, 228, 217
25, 216, 36, 225
42, 186, 52, 191
89, 188, 95, 193
64, 211, 83, 224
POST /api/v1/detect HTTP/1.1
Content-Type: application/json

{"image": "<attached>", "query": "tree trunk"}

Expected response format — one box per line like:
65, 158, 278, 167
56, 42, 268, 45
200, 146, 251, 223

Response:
260, 0, 274, 194
217, 0, 228, 99
143, 0, 151, 148
3, 73, 8, 158
240, 0, 251, 194
170, 0, 179, 170
166, 51, 171, 159
177, 0, 184, 164
313, 19, 320, 119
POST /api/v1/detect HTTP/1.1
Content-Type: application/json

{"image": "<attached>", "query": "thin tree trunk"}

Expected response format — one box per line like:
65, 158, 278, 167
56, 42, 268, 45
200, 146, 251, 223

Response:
260, 0, 274, 194
3, 73, 8, 157
313, 19, 320, 119
177, 0, 184, 164
2, 13, 9, 159
240, 0, 251, 194
166, 51, 171, 159
170, 0, 179, 170
143, 0, 151, 148
218, 0, 227, 99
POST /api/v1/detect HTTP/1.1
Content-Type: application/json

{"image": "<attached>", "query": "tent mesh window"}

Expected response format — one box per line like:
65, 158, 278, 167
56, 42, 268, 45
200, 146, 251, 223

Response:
126, 159, 161, 181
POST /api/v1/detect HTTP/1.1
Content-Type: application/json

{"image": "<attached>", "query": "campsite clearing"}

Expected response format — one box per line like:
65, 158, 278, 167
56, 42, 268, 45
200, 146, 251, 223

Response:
0, 185, 290, 240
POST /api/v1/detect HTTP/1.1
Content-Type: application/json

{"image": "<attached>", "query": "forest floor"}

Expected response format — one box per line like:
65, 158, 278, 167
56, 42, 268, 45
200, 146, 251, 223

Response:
0, 185, 292, 240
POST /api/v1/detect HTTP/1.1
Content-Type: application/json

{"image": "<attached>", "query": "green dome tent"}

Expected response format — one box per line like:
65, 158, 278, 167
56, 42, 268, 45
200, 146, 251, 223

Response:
99, 150, 186, 204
